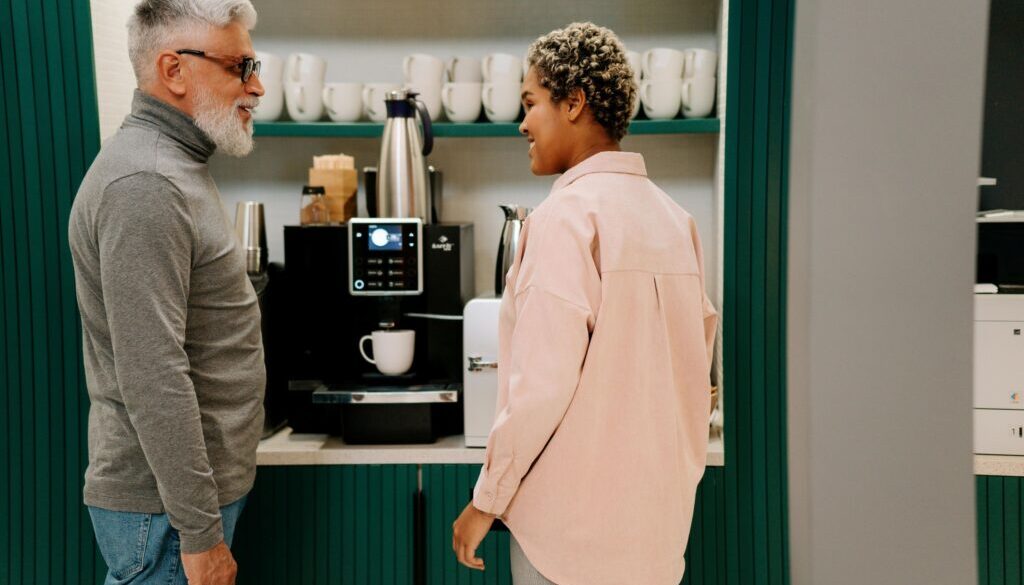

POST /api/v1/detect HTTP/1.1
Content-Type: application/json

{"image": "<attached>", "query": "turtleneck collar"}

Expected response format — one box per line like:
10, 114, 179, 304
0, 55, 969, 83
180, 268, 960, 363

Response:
127, 90, 217, 162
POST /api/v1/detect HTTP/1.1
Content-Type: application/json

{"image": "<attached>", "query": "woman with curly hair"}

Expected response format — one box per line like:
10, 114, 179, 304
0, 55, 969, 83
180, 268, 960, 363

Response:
452, 22, 718, 585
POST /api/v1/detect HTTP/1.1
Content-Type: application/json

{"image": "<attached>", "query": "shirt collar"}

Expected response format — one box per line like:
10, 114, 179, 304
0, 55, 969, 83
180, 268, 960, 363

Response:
127, 90, 217, 163
551, 151, 648, 192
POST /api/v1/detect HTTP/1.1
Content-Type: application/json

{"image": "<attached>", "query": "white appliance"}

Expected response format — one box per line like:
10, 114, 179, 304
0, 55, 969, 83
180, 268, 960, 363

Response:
463, 297, 501, 447
974, 293, 1024, 455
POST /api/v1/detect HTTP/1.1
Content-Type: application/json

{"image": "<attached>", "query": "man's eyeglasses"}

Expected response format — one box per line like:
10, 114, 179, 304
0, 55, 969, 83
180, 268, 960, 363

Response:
175, 49, 261, 83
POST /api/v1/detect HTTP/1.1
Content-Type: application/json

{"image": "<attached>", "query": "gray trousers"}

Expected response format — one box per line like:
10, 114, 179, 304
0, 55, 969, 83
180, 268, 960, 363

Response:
510, 536, 558, 585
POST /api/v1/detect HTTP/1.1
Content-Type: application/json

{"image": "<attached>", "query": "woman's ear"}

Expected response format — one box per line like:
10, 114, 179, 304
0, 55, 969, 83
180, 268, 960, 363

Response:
565, 87, 587, 122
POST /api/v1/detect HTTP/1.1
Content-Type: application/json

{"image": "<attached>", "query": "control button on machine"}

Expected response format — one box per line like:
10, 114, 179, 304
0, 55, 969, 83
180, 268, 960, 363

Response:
353, 279, 365, 290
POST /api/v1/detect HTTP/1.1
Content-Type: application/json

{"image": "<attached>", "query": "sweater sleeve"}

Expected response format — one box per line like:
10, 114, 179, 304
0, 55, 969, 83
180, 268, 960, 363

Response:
96, 172, 223, 553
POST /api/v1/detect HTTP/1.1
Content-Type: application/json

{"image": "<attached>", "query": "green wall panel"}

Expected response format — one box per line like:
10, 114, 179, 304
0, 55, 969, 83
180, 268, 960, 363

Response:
0, 0, 102, 583
720, 0, 793, 583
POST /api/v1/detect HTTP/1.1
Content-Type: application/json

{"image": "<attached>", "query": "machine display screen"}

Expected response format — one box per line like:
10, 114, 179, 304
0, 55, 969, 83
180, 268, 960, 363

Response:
367, 225, 403, 251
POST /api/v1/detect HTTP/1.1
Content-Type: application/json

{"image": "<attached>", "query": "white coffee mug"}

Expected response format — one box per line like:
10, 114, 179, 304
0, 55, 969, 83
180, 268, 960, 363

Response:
626, 50, 642, 82
322, 82, 363, 122
362, 83, 401, 122
482, 53, 522, 83
447, 56, 482, 82
284, 52, 326, 122
442, 82, 482, 122
681, 76, 716, 118
641, 78, 682, 120
403, 54, 445, 121
482, 82, 521, 122
642, 48, 685, 80
252, 51, 283, 121
359, 329, 415, 376
683, 49, 718, 79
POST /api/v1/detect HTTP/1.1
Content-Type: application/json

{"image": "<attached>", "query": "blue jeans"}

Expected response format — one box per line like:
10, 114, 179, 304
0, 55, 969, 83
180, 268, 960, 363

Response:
88, 495, 247, 585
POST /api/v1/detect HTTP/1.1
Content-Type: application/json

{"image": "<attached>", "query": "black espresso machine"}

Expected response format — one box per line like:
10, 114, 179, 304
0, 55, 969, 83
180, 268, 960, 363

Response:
272, 92, 474, 443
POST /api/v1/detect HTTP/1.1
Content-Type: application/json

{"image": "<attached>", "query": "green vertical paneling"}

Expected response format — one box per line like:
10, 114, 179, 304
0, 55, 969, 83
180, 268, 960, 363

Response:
233, 465, 417, 585
722, 0, 793, 584
977, 475, 1024, 585
0, 0, 101, 582
422, 464, 511, 585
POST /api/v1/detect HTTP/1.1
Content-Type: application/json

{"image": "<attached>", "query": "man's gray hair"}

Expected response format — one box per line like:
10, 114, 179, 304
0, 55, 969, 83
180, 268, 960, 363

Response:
128, 0, 258, 86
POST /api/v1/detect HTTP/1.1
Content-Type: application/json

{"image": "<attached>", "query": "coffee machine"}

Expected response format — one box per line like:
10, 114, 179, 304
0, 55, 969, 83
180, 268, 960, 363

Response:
273, 90, 474, 443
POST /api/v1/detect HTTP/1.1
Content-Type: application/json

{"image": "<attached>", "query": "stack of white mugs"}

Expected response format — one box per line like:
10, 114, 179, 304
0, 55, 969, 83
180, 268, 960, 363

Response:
251, 49, 717, 124
636, 48, 718, 120
251, 51, 527, 124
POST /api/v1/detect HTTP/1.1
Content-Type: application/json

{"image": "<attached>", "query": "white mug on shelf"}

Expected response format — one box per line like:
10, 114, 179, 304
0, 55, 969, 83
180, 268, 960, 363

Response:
642, 48, 685, 80
359, 329, 415, 376
446, 56, 482, 83
283, 52, 326, 122
252, 51, 283, 121
442, 82, 483, 122
640, 78, 682, 120
403, 54, 445, 119
322, 82, 363, 122
482, 82, 521, 122
362, 83, 401, 122
626, 50, 642, 83
683, 49, 718, 79
482, 53, 522, 83
681, 76, 716, 119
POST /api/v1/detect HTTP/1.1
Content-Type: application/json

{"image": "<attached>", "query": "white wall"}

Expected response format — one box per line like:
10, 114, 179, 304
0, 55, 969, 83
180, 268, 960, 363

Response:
786, 0, 987, 583
212, 133, 718, 297
90, 0, 723, 299
90, 0, 136, 141
215, 0, 724, 298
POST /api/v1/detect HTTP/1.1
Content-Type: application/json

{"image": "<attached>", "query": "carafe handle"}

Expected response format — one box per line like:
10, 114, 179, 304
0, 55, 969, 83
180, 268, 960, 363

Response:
412, 97, 434, 156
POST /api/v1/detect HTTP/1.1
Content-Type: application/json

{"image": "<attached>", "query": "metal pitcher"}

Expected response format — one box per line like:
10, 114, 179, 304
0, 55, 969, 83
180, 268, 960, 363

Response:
376, 89, 434, 221
495, 204, 531, 295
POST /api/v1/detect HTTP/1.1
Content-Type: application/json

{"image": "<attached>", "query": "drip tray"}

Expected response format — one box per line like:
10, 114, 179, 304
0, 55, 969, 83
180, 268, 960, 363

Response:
312, 384, 462, 444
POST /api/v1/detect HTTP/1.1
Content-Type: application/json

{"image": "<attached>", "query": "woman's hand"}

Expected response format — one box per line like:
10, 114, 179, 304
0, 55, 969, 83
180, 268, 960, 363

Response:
452, 502, 496, 571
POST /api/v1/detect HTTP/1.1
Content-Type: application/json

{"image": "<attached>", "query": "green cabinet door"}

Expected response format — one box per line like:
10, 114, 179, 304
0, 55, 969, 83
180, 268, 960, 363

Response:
233, 465, 418, 585
424, 464, 514, 585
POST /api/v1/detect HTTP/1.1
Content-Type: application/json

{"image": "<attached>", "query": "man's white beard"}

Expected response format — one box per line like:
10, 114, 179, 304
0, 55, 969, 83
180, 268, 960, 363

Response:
192, 85, 258, 157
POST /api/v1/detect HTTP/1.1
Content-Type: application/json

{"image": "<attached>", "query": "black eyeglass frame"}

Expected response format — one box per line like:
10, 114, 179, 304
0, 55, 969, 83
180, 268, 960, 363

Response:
175, 49, 261, 83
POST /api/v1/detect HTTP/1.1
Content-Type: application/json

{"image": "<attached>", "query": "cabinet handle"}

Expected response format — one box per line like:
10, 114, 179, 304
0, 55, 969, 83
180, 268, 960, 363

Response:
467, 354, 498, 372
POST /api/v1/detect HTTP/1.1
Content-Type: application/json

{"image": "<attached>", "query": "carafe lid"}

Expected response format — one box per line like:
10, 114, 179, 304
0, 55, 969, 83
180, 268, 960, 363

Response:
385, 89, 414, 101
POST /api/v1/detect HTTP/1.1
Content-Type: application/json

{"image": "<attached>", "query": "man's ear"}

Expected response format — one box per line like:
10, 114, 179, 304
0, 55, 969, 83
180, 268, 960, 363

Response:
566, 87, 587, 122
156, 51, 188, 97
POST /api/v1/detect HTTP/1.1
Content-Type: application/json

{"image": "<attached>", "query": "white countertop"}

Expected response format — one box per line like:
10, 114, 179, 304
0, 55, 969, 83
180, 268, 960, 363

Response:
257, 427, 726, 467
975, 454, 1024, 477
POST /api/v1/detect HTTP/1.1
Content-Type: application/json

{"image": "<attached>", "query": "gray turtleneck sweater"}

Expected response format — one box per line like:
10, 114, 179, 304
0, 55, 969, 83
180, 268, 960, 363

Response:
69, 91, 265, 553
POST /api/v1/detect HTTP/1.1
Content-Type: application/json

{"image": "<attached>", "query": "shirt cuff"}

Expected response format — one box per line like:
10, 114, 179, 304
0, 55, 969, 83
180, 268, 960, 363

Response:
179, 519, 224, 554
473, 466, 516, 517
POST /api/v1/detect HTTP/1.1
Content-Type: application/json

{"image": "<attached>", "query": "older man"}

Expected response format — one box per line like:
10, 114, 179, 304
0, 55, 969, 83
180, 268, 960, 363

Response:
68, 1, 265, 583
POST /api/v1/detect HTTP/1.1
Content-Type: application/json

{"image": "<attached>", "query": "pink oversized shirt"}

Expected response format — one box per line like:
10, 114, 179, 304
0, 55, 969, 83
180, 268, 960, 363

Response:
473, 151, 718, 585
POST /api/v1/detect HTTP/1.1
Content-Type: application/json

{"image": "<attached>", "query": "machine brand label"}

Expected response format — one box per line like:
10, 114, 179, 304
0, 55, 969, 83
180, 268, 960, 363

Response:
432, 235, 454, 253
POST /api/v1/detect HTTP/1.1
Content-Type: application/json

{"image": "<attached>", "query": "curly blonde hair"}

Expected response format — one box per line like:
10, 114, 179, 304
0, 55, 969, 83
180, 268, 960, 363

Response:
526, 22, 637, 142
